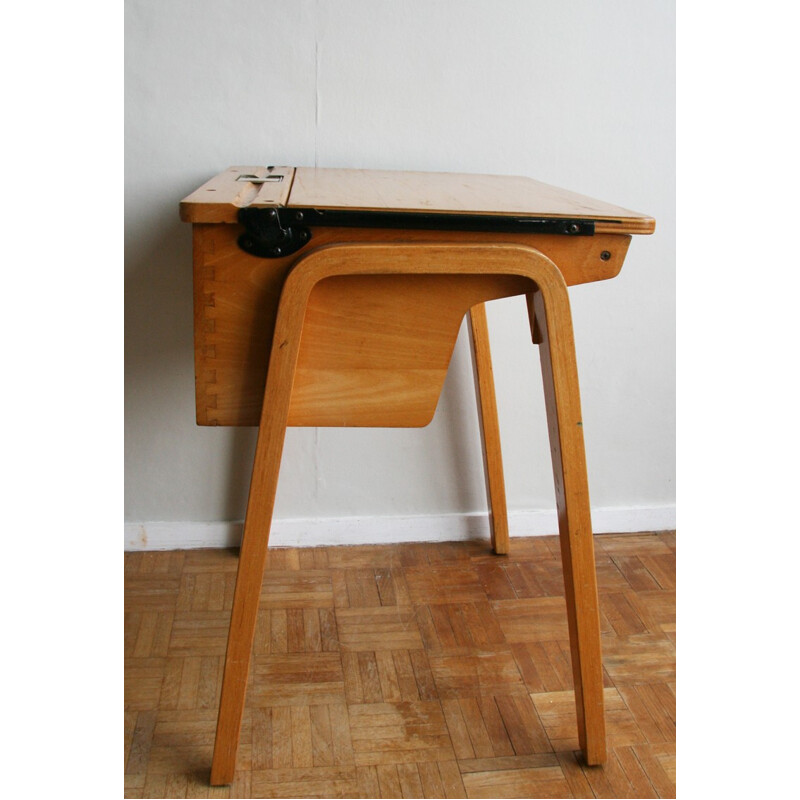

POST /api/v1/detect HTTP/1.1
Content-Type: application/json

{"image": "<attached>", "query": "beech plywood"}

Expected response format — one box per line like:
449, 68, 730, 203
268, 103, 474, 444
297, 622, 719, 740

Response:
192, 223, 631, 427
176, 169, 656, 790
468, 304, 510, 555
289, 273, 529, 427
288, 167, 655, 234
205, 243, 607, 783
186, 165, 639, 428
181, 166, 655, 234
180, 166, 295, 223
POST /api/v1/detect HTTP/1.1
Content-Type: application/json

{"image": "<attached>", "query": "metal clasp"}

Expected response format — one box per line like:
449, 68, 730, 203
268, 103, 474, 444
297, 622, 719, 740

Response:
236, 174, 284, 184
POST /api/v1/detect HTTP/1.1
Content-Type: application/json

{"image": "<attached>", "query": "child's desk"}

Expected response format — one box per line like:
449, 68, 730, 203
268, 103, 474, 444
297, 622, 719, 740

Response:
180, 167, 654, 785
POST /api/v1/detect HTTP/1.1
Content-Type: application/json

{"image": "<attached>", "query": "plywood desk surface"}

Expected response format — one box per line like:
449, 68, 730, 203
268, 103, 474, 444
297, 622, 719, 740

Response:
181, 166, 655, 235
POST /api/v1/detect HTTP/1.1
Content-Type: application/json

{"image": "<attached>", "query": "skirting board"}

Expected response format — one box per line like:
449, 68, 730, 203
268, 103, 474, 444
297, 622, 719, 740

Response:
124, 505, 676, 551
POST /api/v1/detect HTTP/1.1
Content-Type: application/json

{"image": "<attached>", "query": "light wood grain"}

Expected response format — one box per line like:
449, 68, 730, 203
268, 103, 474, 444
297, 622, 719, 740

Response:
181, 166, 655, 234
289, 273, 528, 427
532, 284, 606, 764
180, 166, 295, 222
175, 168, 658, 794
210, 255, 311, 784
206, 242, 607, 783
288, 168, 655, 234
468, 304, 510, 555
191, 224, 630, 428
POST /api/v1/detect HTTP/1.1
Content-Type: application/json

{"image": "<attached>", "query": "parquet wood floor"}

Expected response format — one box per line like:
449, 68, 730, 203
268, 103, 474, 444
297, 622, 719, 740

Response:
124, 532, 676, 798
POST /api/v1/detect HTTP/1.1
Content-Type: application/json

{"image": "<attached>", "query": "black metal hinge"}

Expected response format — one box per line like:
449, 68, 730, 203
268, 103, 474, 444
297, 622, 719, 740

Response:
237, 207, 595, 259
237, 207, 311, 258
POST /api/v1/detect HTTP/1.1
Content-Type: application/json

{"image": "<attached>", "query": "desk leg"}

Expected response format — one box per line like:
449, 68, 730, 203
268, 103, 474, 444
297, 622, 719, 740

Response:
531, 288, 606, 765
468, 303, 510, 555
210, 296, 306, 786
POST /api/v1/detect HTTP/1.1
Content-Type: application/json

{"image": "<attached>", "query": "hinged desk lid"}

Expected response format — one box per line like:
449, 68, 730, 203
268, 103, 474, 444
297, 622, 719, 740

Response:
180, 166, 655, 235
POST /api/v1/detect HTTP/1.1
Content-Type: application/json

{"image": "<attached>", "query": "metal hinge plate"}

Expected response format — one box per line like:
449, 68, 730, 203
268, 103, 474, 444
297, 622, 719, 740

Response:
237, 207, 595, 259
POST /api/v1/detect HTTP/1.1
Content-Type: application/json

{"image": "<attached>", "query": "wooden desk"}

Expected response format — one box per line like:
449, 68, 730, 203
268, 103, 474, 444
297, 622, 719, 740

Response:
180, 167, 654, 785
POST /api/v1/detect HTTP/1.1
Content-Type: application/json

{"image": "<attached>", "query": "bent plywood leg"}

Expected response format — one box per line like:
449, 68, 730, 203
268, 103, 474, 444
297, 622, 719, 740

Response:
531, 287, 606, 765
209, 415, 284, 785
212, 243, 605, 773
467, 303, 510, 555
210, 290, 309, 786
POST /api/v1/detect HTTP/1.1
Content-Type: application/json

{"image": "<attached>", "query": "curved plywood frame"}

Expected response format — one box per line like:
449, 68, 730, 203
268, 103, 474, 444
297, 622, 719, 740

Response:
209, 243, 606, 784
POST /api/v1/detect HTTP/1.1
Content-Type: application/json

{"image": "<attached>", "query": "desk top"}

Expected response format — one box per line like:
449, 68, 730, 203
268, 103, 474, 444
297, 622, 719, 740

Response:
180, 167, 655, 235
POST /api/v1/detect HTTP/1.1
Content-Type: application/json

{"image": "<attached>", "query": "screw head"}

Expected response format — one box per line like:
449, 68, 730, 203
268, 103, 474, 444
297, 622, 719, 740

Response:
600, 250, 612, 261
295, 211, 304, 222
273, 246, 282, 256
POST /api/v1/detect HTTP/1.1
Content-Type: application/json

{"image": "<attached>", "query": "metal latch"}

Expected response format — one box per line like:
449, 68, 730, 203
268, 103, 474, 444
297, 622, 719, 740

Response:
236, 174, 284, 184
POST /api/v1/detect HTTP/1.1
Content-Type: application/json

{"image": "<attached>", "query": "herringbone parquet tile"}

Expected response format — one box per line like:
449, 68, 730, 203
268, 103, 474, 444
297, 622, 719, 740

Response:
124, 532, 676, 798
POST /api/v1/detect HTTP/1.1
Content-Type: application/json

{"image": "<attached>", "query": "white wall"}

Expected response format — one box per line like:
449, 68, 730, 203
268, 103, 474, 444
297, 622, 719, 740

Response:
124, 0, 675, 549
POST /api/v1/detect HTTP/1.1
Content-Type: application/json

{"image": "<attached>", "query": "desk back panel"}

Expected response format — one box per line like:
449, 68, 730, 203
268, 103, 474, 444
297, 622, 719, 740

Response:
289, 272, 529, 427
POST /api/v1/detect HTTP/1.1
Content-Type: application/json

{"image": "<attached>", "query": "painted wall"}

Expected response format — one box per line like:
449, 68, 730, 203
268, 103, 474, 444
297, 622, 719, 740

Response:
124, 0, 675, 548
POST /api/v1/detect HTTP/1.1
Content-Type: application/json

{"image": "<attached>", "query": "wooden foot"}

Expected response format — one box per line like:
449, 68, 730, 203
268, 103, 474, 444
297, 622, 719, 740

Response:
531, 287, 606, 765
467, 303, 510, 555
209, 286, 308, 786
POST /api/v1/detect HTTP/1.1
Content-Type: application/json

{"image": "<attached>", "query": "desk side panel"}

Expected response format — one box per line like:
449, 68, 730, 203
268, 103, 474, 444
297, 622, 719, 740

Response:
193, 223, 296, 426
192, 228, 632, 426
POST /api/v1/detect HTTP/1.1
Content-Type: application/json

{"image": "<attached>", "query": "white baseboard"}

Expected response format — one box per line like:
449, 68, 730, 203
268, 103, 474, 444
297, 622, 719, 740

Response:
124, 505, 675, 551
